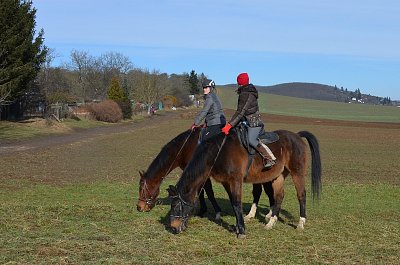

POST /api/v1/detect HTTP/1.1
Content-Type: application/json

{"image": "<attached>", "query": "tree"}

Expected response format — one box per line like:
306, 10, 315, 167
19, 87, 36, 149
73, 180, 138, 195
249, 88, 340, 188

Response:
188, 70, 199, 95
129, 69, 168, 114
107, 76, 132, 119
107, 77, 126, 101
0, 0, 47, 105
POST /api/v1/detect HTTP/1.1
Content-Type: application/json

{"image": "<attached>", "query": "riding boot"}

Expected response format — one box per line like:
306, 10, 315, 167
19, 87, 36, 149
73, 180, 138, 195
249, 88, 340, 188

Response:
255, 143, 276, 169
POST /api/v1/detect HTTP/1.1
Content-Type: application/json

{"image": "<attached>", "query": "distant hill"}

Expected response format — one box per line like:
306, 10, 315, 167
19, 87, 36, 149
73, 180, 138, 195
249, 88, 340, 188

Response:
221, 82, 394, 105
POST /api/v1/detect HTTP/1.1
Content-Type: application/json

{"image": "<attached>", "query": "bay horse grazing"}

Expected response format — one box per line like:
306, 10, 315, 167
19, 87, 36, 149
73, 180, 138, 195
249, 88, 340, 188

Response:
168, 128, 321, 238
137, 127, 222, 218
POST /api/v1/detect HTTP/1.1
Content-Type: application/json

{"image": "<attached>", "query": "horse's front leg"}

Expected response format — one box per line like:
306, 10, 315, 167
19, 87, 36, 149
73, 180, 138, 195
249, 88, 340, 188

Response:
223, 182, 246, 238
203, 178, 222, 220
244, 183, 262, 222
263, 181, 274, 220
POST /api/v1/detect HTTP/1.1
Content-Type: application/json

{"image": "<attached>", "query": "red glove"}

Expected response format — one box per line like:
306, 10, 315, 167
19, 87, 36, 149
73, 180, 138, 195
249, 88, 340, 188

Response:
190, 124, 197, 131
221, 123, 232, 135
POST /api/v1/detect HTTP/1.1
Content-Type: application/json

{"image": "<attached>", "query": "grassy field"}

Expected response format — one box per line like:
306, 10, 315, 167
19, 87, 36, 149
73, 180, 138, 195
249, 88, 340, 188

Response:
217, 86, 400, 123
1, 110, 399, 264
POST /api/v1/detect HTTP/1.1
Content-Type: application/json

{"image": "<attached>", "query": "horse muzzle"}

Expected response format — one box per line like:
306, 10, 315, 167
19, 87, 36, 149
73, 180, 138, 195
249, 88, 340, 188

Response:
136, 201, 152, 212
170, 218, 187, 234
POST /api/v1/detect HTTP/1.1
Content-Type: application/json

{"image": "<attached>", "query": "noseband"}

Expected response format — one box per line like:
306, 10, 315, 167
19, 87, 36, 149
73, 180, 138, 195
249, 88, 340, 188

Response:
170, 192, 194, 222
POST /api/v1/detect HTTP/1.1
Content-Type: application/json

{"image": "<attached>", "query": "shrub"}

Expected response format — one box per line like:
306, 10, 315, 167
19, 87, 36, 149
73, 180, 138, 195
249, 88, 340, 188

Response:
87, 100, 123, 123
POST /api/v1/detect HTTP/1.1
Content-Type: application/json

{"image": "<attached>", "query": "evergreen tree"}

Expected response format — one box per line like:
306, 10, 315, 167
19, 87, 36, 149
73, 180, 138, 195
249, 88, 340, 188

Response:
107, 77, 126, 100
188, 70, 199, 95
0, 0, 47, 104
107, 76, 132, 119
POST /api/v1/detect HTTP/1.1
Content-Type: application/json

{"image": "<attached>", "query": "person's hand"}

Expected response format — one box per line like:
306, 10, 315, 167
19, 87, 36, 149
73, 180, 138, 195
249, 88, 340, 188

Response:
221, 123, 232, 135
190, 124, 197, 131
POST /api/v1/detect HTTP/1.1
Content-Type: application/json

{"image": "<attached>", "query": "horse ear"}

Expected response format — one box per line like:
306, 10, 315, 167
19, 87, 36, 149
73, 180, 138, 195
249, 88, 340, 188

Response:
139, 170, 144, 178
167, 185, 177, 196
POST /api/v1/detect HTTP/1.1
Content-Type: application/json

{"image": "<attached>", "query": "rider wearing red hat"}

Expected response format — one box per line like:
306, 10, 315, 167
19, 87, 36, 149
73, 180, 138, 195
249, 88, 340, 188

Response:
221, 72, 276, 168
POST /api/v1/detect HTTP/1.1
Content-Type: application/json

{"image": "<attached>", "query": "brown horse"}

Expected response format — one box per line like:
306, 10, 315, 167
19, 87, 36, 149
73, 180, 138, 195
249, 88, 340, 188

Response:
168, 128, 321, 238
137, 127, 222, 218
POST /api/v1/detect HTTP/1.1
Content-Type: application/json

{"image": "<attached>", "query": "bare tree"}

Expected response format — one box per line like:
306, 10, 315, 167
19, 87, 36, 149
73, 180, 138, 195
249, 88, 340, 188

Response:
129, 69, 169, 114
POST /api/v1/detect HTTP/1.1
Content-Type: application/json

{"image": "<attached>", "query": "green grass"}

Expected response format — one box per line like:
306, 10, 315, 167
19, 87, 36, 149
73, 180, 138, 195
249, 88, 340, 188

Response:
1, 111, 399, 264
217, 86, 400, 123
1, 181, 399, 264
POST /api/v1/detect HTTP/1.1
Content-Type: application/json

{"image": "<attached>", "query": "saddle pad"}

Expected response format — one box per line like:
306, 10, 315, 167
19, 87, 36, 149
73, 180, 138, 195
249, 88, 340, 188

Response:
260, 132, 279, 144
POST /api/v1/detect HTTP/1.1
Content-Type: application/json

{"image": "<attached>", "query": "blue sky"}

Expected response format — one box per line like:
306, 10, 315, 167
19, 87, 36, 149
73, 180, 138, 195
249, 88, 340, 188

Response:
34, 0, 400, 99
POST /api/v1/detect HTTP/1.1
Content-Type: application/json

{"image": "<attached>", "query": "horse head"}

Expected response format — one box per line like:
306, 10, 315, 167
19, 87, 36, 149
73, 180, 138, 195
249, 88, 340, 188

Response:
167, 185, 194, 234
137, 170, 160, 212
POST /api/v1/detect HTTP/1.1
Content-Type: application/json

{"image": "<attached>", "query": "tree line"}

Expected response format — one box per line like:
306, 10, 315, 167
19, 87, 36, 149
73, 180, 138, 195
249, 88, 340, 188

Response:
0, 0, 206, 119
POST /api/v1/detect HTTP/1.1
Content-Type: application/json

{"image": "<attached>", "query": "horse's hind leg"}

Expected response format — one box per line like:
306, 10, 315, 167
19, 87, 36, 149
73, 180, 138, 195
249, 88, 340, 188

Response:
292, 173, 307, 230
263, 181, 274, 221
265, 174, 285, 230
244, 184, 262, 222
203, 178, 222, 220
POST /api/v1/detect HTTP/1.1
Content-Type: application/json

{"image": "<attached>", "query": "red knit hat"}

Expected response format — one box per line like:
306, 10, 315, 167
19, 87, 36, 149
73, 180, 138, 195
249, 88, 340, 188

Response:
237, 72, 249, 86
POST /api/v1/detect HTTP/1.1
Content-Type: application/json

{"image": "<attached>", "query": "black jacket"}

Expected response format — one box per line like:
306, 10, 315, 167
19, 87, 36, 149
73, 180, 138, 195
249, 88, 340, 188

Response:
229, 84, 259, 126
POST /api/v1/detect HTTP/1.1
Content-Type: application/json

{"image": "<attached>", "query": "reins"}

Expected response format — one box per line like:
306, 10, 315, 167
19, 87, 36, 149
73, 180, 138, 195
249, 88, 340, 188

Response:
172, 134, 227, 220
196, 134, 227, 199
140, 129, 194, 206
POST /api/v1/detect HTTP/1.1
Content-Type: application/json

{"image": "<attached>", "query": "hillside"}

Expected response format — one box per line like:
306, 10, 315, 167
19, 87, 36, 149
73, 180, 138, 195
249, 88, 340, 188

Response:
216, 86, 400, 123
221, 82, 392, 105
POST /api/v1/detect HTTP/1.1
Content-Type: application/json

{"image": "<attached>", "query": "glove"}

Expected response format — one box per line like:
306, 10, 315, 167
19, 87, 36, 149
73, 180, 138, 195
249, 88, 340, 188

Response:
221, 123, 232, 135
190, 124, 197, 131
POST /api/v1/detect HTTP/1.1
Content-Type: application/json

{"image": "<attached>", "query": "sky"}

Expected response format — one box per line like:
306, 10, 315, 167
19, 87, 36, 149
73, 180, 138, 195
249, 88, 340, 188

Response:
34, 0, 400, 100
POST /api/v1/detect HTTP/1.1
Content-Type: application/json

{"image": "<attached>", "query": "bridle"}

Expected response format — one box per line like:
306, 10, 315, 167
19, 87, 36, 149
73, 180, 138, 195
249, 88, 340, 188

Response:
169, 191, 194, 222
138, 178, 159, 207
138, 129, 194, 208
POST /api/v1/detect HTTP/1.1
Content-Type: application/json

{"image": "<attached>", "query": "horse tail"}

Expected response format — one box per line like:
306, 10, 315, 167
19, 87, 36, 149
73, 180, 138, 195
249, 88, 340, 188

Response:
298, 131, 322, 200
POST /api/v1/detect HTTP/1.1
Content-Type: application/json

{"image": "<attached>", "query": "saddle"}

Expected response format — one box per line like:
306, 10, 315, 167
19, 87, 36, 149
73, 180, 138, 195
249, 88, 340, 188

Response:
236, 122, 279, 155
236, 122, 279, 176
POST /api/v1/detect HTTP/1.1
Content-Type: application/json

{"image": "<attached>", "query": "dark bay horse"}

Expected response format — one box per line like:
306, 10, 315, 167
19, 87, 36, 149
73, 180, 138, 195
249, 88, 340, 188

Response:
137, 127, 222, 218
168, 129, 322, 238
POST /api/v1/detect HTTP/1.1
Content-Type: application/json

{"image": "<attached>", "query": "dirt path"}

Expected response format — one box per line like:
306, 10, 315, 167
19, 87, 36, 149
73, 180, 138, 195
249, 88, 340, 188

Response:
0, 111, 181, 156
2, 109, 399, 156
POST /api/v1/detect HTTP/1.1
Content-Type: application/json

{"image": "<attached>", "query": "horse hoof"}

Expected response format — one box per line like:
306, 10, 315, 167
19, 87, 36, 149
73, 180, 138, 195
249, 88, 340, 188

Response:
237, 234, 246, 239
264, 224, 274, 230
264, 216, 278, 230
297, 217, 306, 230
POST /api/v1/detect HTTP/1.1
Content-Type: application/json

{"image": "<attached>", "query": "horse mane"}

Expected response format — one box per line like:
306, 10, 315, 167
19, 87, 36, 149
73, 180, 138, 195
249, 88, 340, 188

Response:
177, 132, 228, 193
143, 129, 192, 180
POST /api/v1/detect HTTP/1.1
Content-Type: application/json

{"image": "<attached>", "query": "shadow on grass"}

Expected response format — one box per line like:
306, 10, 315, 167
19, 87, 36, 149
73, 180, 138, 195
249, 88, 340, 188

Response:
156, 196, 298, 233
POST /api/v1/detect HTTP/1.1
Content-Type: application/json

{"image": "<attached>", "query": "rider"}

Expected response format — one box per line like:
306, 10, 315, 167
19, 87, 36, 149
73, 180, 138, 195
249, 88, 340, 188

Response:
221, 72, 276, 168
191, 79, 226, 142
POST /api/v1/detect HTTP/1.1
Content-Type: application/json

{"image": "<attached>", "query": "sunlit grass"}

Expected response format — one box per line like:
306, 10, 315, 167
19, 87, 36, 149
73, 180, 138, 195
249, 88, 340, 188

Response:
1, 110, 399, 263
217, 86, 400, 123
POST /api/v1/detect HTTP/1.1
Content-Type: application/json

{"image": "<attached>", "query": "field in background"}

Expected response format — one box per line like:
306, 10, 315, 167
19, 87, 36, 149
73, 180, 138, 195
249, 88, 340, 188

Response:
217, 86, 400, 123
1, 110, 399, 264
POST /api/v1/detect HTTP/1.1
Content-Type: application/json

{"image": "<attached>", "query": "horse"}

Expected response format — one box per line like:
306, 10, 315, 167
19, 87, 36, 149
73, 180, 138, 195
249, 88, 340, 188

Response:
137, 127, 222, 219
168, 128, 322, 238
137, 126, 278, 220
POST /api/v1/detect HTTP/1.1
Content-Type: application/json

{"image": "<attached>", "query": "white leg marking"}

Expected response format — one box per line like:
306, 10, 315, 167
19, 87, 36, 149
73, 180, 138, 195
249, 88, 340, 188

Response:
297, 217, 306, 230
244, 203, 257, 222
265, 215, 278, 230
265, 210, 272, 221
